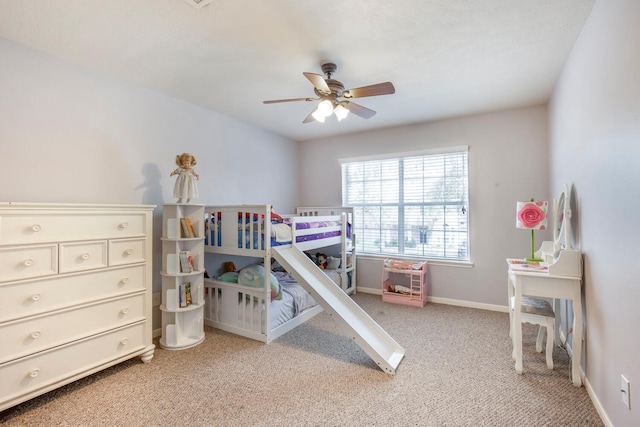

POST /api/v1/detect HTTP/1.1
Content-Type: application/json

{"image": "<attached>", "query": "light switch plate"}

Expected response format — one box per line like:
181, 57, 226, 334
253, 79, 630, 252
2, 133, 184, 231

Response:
621, 374, 631, 409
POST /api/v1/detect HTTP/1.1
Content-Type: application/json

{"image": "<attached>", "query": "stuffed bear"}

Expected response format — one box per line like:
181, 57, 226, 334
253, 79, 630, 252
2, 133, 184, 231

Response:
315, 252, 328, 269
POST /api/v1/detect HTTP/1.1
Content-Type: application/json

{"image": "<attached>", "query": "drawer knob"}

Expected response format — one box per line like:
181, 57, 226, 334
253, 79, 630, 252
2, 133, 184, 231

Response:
121, 222, 129, 229
121, 338, 129, 345
81, 253, 90, 260
23, 258, 34, 267
121, 307, 129, 314
121, 277, 129, 285
31, 330, 42, 339
126, 249, 134, 255
29, 369, 40, 378
32, 224, 42, 232
31, 293, 42, 301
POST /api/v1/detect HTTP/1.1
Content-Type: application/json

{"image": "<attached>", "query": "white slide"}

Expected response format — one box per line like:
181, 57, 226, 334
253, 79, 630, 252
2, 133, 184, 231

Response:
272, 246, 405, 375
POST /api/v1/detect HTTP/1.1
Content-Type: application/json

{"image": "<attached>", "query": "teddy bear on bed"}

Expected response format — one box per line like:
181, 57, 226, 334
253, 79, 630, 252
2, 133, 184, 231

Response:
315, 253, 328, 270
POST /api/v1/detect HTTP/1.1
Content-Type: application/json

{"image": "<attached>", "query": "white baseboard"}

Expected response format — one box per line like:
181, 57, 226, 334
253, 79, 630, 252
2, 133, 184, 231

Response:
428, 296, 508, 313
355, 287, 381, 295
584, 376, 612, 426
356, 287, 509, 313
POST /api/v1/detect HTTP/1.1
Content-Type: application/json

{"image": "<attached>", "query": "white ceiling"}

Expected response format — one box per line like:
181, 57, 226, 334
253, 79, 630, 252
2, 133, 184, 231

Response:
0, 0, 595, 141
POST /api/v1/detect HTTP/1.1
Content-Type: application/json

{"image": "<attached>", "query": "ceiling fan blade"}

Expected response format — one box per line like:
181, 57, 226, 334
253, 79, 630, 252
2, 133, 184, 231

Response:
302, 110, 316, 123
342, 101, 377, 119
343, 82, 395, 99
263, 97, 316, 104
303, 72, 331, 96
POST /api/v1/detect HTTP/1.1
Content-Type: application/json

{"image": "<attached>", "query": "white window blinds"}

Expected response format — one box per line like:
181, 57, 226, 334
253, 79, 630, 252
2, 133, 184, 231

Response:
341, 147, 469, 260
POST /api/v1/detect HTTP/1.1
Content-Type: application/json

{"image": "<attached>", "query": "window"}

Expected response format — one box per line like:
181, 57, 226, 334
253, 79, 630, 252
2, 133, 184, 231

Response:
341, 147, 469, 261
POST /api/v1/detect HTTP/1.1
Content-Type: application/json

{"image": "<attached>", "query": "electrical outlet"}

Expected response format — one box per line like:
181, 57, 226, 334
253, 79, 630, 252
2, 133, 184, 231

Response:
152, 292, 161, 307
621, 375, 631, 409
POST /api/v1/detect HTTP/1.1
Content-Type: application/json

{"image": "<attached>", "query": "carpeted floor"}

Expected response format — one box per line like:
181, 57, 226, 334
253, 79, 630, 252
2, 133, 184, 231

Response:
0, 293, 603, 426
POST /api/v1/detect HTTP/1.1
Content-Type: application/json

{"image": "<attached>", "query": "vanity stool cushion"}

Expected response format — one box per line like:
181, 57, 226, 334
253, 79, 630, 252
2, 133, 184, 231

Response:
518, 296, 555, 317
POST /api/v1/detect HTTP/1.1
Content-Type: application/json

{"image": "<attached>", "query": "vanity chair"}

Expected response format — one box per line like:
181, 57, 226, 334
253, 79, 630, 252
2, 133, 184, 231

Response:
510, 296, 555, 369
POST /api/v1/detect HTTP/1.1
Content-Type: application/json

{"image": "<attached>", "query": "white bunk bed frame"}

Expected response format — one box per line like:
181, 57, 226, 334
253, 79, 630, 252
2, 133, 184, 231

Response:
202, 205, 355, 343
296, 206, 356, 295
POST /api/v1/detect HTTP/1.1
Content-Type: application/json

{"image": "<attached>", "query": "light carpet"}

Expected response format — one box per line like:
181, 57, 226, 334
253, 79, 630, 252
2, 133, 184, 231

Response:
0, 293, 603, 426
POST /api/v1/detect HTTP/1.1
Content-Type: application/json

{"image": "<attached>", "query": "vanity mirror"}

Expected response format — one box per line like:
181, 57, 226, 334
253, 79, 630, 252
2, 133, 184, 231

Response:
554, 183, 572, 251
545, 183, 581, 277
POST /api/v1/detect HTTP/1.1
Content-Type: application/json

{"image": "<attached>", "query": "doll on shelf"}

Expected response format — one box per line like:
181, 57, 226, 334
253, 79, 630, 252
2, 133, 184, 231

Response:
170, 153, 199, 203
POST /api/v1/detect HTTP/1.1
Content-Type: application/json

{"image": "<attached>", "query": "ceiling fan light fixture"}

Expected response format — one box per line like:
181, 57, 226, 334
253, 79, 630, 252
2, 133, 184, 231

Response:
263, 62, 395, 124
317, 99, 334, 117
334, 103, 349, 121
311, 108, 326, 122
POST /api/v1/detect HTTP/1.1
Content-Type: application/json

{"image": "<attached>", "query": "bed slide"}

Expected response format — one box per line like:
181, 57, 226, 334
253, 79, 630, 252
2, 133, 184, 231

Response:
272, 246, 405, 375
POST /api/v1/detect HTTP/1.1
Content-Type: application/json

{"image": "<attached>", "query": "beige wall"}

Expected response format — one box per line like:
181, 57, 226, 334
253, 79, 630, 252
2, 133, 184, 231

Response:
550, 0, 640, 424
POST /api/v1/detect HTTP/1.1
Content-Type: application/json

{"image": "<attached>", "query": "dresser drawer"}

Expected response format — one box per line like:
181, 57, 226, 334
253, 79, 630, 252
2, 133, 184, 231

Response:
0, 265, 146, 322
0, 294, 145, 364
0, 213, 147, 245
0, 322, 146, 404
59, 241, 107, 273
0, 245, 58, 283
109, 238, 146, 266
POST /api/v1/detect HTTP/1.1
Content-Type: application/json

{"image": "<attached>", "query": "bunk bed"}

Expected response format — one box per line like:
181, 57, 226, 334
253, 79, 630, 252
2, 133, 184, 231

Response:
202, 205, 355, 343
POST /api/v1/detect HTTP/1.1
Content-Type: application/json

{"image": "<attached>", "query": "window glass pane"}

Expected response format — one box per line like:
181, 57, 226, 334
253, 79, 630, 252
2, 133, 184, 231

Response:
361, 206, 381, 253
342, 149, 469, 261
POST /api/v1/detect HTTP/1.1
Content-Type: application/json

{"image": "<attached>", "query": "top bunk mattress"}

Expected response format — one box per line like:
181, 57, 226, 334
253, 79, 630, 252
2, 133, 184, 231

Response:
205, 209, 350, 251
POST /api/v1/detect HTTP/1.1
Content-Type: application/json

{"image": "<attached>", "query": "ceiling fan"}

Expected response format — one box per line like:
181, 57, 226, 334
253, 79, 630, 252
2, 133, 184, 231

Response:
263, 62, 395, 123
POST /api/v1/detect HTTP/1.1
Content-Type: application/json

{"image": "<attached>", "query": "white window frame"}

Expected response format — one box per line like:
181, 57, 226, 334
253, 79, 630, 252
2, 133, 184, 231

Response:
340, 146, 469, 261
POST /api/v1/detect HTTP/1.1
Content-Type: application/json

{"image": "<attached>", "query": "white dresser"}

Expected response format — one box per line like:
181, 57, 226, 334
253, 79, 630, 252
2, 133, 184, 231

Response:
0, 202, 155, 411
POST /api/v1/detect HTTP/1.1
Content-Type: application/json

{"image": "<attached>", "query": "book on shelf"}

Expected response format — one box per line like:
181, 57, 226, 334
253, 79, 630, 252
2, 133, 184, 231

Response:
180, 218, 190, 238
185, 282, 192, 306
178, 282, 192, 308
180, 218, 195, 238
185, 217, 196, 237
179, 250, 194, 273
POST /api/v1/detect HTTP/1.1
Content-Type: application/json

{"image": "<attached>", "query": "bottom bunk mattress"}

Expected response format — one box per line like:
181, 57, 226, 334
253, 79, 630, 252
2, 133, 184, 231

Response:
204, 269, 341, 337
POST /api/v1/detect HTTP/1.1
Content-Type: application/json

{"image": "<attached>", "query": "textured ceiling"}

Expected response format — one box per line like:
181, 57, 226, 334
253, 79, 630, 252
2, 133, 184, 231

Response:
0, 0, 595, 141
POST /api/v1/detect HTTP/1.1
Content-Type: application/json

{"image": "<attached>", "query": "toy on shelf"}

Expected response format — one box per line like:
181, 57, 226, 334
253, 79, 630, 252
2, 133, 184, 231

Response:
170, 153, 199, 203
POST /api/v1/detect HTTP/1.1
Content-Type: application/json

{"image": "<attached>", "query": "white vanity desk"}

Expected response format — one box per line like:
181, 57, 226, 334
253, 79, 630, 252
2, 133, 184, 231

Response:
507, 248, 583, 386
508, 184, 583, 386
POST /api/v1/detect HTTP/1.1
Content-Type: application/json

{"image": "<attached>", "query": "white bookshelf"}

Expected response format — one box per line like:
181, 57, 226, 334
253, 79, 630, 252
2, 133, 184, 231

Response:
159, 203, 205, 350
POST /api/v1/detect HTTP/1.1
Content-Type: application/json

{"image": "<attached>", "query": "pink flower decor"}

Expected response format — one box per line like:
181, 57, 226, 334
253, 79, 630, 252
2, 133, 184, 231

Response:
516, 201, 548, 230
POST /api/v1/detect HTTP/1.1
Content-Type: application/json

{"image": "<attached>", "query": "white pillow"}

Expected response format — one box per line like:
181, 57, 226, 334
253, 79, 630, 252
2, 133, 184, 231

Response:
326, 256, 341, 270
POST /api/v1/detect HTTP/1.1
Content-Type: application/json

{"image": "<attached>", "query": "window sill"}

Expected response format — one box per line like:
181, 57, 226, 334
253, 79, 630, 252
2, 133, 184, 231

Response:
357, 254, 474, 268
